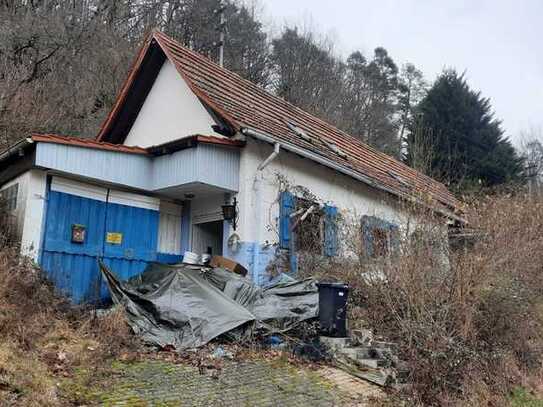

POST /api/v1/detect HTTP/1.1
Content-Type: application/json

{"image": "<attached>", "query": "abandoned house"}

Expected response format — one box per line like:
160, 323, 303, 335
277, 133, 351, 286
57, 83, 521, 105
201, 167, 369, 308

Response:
0, 31, 462, 303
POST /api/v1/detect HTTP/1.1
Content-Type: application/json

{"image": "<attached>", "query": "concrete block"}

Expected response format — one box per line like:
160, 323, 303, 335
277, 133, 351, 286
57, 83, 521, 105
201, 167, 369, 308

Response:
319, 336, 351, 351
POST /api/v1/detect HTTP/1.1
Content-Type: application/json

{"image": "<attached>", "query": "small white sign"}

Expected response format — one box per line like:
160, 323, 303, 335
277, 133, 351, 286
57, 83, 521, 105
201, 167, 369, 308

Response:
338, 292, 344, 296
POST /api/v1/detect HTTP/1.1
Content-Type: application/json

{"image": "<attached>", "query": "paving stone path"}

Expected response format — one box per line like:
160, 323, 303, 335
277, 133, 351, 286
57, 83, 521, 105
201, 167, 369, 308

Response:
95, 360, 358, 406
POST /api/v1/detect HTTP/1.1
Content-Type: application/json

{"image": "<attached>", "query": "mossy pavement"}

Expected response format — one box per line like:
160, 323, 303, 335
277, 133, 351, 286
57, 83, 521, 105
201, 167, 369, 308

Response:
60, 358, 359, 406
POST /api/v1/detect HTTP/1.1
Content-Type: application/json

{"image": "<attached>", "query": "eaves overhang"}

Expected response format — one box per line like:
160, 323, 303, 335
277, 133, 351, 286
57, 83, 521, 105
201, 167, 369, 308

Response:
242, 126, 465, 223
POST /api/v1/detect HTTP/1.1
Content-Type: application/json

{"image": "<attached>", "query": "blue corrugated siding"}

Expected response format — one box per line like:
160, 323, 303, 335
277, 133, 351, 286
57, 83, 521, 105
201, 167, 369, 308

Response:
104, 202, 159, 262
157, 253, 183, 264
41, 190, 159, 303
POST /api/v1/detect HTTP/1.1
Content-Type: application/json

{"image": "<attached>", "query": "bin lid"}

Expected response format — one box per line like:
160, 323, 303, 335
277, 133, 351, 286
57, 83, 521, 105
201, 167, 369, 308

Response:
316, 282, 349, 289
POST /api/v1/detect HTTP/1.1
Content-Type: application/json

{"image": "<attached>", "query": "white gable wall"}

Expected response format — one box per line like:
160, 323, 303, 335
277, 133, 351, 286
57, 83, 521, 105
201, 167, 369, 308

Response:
124, 59, 217, 147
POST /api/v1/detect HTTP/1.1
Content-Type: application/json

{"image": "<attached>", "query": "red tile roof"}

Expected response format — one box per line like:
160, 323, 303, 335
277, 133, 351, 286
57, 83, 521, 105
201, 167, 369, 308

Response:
193, 135, 245, 147
31, 133, 243, 155
98, 31, 462, 216
31, 134, 149, 155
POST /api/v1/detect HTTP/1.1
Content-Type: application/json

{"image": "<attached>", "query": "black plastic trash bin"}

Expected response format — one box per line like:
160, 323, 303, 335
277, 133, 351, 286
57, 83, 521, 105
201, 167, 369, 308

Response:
317, 282, 349, 337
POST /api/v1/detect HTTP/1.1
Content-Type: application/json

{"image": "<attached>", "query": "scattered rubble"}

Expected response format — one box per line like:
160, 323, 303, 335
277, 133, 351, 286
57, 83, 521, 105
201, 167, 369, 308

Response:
100, 259, 408, 390
320, 335, 408, 387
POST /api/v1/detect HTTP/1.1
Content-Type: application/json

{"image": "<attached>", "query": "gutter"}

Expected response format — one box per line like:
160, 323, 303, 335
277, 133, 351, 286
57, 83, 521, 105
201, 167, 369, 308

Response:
241, 127, 464, 223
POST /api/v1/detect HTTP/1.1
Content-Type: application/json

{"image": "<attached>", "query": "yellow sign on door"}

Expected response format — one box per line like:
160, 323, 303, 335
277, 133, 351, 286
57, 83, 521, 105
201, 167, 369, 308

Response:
106, 232, 123, 245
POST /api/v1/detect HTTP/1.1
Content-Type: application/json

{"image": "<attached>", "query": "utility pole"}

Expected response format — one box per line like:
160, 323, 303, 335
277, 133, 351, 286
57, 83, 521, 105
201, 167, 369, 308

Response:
215, 0, 226, 67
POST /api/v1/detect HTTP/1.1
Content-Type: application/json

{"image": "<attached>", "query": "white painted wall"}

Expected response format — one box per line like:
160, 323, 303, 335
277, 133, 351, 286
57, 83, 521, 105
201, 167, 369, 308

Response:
21, 170, 47, 260
1, 172, 30, 242
158, 201, 182, 254
235, 138, 417, 247
124, 59, 217, 147
1, 170, 48, 261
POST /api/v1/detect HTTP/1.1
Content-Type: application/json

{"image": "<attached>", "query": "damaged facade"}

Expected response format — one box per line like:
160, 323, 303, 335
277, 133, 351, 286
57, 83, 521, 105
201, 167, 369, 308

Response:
0, 32, 462, 303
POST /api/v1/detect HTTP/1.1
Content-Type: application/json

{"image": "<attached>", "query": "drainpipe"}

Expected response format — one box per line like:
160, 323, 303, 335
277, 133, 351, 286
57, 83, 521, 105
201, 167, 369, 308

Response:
257, 142, 280, 171
253, 143, 281, 284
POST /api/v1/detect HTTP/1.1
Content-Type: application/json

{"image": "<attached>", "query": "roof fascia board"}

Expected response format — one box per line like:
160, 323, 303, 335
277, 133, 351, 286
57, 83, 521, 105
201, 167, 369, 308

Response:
242, 127, 463, 222
96, 33, 165, 143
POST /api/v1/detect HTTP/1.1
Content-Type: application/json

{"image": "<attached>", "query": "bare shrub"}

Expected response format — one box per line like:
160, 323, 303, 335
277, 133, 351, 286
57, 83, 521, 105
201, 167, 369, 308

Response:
0, 246, 139, 404
0, 197, 16, 248
303, 192, 543, 405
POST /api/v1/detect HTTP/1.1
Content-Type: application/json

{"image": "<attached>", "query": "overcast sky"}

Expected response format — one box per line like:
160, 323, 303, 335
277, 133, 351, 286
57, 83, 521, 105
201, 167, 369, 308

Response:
261, 0, 543, 144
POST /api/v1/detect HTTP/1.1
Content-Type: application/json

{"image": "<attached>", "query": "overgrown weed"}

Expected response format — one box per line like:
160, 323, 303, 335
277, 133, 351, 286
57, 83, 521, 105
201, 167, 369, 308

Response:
302, 192, 543, 406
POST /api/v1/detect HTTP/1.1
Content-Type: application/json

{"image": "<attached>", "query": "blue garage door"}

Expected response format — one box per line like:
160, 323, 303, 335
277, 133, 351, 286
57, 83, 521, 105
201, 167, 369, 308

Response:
41, 179, 159, 303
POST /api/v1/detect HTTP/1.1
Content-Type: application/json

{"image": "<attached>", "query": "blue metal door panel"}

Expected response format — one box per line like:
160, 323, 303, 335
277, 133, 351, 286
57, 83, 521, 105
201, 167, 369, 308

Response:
43, 191, 106, 256
102, 201, 159, 287
104, 202, 159, 261
41, 252, 105, 303
41, 189, 159, 303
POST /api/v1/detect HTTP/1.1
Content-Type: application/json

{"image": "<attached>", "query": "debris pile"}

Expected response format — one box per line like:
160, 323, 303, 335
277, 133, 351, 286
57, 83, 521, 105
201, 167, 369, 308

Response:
100, 259, 408, 388
100, 261, 318, 350
320, 331, 408, 387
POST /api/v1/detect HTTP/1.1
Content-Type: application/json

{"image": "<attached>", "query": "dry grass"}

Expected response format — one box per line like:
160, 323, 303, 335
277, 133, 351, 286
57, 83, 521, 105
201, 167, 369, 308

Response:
303, 192, 543, 406
0, 244, 139, 406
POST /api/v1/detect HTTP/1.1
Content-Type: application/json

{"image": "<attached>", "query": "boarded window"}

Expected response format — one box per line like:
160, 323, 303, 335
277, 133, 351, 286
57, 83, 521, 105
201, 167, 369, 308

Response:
0, 184, 18, 212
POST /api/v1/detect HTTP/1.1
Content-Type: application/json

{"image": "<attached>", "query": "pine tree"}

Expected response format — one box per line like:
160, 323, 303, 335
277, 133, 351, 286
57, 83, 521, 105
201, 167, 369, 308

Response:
407, 70, 524, 190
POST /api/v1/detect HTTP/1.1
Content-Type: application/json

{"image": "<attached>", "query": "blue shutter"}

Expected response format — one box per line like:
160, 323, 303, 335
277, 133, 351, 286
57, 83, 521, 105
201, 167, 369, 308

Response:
279, 191, 295, 249
324, 205, 338, 257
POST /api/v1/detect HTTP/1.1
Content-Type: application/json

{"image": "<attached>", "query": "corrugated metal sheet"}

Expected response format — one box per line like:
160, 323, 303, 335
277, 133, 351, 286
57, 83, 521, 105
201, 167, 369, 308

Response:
35, 142, 239, 193
41, 189, 160, 303
152, 143, 239, 191
36, 143, 152, 191
104, 201, 159, 262
196, 144, 239, 191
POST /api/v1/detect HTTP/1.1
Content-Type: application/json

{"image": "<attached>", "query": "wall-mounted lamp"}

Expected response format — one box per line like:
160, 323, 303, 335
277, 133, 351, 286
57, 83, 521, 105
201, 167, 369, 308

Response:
221, 197, 238, 231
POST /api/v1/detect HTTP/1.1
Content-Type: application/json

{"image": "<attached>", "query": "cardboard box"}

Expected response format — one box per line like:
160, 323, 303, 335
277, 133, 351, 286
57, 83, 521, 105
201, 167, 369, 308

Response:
209, 255, 248, 277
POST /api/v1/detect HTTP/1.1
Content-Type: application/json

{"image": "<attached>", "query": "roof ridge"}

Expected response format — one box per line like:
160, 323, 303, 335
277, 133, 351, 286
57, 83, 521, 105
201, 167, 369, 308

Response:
98, 30, 461, 213
152, 32, 445, 190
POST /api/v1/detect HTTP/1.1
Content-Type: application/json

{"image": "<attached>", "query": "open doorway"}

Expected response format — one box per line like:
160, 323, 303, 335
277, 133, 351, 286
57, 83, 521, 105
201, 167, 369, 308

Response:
192, 220, 224, 256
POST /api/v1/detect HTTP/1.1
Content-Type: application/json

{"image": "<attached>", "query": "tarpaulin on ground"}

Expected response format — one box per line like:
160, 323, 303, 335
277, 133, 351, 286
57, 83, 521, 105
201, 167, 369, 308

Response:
99, 262, 318, 349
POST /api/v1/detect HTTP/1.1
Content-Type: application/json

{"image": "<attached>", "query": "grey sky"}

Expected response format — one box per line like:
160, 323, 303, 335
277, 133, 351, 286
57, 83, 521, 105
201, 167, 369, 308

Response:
261, 0, 543, 143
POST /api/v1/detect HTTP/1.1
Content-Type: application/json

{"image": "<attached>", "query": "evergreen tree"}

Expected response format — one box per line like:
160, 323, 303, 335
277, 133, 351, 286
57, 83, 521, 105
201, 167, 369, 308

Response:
407, 70, 524, 190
